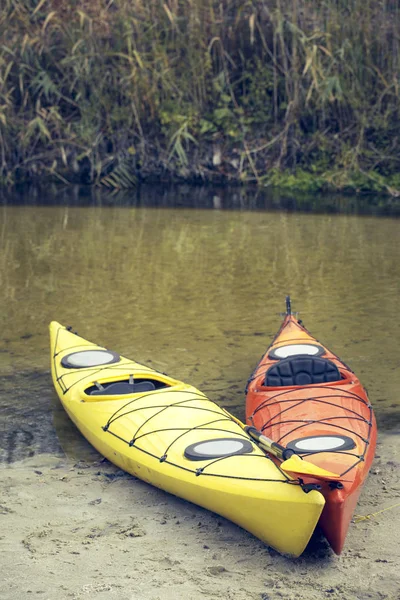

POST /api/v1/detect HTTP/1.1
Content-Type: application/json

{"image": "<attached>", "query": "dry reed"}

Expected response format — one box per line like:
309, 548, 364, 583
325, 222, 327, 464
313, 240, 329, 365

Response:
1, 1, 399, 192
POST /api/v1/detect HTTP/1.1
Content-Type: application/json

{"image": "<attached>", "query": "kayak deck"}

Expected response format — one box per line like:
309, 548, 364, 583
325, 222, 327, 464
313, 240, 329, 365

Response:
50, 321, 325, 557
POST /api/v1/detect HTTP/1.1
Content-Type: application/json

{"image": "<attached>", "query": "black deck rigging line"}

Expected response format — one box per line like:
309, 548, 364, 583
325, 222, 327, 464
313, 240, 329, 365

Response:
297, 449, 360, 459
250, 386, 371, 417
106, 410, 294, 482
106, 402, 244, 459
130, 418, 253, 448
247, 382, 373, 478
261, 415, 371, 444
252, 401, 371, 431
254, 398, 310, 428
135, 422, 250, 456
338, 459, 364, 477
104, 401, 224, 430
103, 391, 296, 482
53, 343, 109, 358
105, 388, 209, 424
192, 451, 289, 479
129, 421, 251, 446
261, 415, 372, 477
264, 418, 369, 443
129, 418, 250, 455
128, 420, 294, 481
126, 419, 238, 444
104, 395, 223, 433
109, 400, 225, 440
52, 328, 64, 389
256, 397, 371, 431
104, 397, 294, 482
104, 428, 295, 484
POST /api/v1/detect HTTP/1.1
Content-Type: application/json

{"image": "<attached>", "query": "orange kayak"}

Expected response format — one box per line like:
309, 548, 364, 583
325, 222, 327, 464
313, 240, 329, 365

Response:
245, 298, 377, 554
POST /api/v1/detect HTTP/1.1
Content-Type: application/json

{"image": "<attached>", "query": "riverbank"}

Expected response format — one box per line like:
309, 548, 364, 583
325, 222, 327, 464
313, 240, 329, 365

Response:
2, 1, 400, 196
1, 431, 399, 600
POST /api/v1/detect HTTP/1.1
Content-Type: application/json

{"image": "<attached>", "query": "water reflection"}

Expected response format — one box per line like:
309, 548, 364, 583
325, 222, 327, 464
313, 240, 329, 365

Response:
1, 183, 399, 216
0, 185, 399, 462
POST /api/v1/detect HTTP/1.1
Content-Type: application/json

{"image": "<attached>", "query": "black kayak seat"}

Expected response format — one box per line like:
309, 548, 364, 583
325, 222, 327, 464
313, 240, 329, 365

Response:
265, 355, 341, 387
89, 381, 156, 396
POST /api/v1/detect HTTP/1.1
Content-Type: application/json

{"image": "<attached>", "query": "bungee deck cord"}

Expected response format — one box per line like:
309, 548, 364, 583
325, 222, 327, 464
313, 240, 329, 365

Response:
52, 339, 297, 485
101, 388, 296, 484
247, 385, 374, 479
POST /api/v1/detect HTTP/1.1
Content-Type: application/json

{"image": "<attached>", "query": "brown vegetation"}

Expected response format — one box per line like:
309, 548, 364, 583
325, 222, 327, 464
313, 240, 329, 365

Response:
1, 1, 400, 193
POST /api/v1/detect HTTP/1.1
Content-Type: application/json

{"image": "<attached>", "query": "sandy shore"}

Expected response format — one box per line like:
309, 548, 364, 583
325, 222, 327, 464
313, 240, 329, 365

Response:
1, 432, 400, 600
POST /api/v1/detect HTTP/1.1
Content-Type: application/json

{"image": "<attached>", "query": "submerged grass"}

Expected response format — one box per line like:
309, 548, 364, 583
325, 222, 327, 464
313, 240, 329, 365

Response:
1, 1, 400, 194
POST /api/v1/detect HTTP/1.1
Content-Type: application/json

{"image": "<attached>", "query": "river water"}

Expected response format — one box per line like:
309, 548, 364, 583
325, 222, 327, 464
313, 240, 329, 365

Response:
0, 184, 399, 463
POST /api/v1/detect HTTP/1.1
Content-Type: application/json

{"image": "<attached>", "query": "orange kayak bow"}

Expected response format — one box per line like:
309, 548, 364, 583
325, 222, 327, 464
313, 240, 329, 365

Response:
245, 297, 377, 554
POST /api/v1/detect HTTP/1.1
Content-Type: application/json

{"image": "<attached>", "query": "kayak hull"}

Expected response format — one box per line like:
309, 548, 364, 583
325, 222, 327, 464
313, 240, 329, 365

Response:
245, 312, 377, 554
50, 321, 325, 557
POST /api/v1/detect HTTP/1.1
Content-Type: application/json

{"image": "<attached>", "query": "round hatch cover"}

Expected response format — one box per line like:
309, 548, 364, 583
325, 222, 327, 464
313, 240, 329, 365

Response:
286, 435, 356, 453
184, 438, 254, 461
61, 349, 120, 368
268, 344, 325, 360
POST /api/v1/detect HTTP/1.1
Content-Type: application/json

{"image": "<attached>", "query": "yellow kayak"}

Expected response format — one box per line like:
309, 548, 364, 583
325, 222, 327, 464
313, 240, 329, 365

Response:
50, 322, 325, 556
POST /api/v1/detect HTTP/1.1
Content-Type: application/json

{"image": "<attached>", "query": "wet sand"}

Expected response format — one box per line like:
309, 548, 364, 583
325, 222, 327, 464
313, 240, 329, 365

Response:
1, 432, 400, 600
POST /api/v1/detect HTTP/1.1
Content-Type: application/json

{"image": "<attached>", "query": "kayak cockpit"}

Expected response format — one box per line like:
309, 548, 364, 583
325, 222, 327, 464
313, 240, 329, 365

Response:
84, 375, 169, 399
263, 355, 345, 388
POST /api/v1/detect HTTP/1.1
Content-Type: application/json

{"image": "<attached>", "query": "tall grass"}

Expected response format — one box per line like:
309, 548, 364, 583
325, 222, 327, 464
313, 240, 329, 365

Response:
1, 1, 400, 191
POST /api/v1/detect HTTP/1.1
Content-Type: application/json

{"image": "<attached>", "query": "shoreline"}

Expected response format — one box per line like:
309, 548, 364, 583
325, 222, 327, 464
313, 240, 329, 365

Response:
3, 164, 400, 198
1, 182, 399, 221
2, 431, 400, 600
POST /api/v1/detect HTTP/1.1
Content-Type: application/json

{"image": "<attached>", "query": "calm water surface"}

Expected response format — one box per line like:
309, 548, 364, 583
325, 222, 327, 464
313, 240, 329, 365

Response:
1, 185, 399, 462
